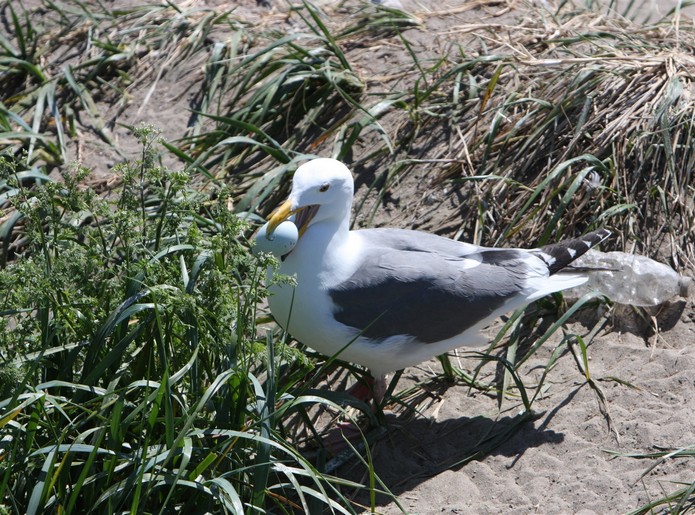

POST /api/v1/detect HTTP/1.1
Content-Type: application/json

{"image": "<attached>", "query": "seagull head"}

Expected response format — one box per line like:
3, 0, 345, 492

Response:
266, 158, 354, 239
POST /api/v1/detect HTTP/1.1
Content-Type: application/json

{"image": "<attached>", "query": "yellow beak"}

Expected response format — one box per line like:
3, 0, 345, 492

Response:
266, 199, 294, 235
267, 199, 318, 239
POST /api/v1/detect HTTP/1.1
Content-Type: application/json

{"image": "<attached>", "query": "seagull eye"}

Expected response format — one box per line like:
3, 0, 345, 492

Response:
319, 183, 330, 192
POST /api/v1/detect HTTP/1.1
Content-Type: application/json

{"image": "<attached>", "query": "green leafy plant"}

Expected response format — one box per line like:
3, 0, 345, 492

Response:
0, 126, 382, 513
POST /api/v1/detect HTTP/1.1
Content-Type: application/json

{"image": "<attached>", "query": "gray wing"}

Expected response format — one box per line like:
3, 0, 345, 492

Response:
356, 228, 481, 259
328, 229, 535, 343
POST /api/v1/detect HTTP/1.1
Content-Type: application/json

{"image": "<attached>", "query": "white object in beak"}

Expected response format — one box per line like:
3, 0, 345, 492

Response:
253, 220, 299, 257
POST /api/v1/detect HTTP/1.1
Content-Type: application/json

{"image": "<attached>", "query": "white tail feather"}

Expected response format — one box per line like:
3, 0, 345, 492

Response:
525, 273, 588, 301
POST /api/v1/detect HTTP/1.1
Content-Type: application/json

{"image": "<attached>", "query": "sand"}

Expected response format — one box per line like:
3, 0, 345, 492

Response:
341, 303, 695, 513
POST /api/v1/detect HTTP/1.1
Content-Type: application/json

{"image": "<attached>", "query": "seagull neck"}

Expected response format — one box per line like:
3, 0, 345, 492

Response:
297, 213, 350, 259
313, 215, 349, 241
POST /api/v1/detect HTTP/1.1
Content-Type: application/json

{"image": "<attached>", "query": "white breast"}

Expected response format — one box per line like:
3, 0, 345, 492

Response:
267, 225, 365, 358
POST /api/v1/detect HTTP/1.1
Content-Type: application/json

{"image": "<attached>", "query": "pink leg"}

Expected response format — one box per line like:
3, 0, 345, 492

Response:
312, 374, 388, 457
345, 374, 387, 406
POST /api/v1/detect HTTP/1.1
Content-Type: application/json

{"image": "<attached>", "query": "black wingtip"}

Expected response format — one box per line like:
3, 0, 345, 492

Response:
537, 229, 612, 275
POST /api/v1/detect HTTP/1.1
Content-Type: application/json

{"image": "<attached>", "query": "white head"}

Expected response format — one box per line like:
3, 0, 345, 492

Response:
267, 158, 355, 237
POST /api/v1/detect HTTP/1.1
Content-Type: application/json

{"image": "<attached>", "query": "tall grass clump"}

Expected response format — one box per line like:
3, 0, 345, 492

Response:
177, 2, 366, 210
0, 0, 246, 166
0, 126, 374, 513
175, 0, 420, 217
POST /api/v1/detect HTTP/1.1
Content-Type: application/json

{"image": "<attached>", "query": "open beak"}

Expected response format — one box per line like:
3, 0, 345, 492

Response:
267, 199, 320, 238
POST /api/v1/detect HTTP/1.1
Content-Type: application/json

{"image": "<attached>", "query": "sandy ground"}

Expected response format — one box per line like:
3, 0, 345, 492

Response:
339, 302, 695, 513
28, 0, 695, 512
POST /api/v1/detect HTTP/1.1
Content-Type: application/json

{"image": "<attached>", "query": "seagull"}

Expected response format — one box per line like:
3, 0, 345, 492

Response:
264, 158, 610, 401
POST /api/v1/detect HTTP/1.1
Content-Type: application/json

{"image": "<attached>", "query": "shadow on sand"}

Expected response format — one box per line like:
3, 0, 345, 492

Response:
325, 381, 586, 508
